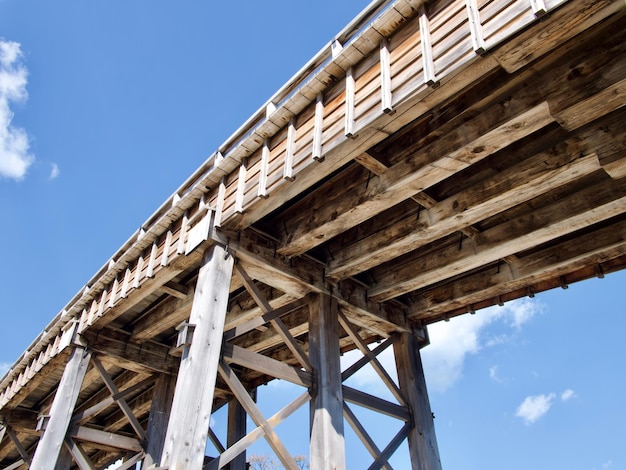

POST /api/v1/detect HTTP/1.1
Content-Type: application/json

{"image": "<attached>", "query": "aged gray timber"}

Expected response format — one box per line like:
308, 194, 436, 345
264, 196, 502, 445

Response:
1, 0, 625, 468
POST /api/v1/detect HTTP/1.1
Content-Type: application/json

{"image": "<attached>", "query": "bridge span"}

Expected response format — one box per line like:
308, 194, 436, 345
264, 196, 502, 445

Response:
1, 0, 625, 468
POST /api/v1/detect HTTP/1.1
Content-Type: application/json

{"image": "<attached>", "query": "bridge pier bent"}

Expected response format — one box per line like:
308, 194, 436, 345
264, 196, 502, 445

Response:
2, 0, 625, 468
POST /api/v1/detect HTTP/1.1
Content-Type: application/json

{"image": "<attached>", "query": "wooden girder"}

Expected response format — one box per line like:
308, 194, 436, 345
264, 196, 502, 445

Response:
369, 174, 626, 301
407, 216, 626, 321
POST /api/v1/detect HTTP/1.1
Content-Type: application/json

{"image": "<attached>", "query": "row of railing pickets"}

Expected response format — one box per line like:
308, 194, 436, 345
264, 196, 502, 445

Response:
0, 0, 586, 414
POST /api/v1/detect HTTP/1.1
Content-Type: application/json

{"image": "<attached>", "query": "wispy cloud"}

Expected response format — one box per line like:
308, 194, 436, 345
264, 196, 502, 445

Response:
0, 362, 10, 377
515, 388, 575, 425
489, 365, 504, 383
561, 388, 575, 402
49, 162, 60, 180
0, 39, 33, 181
516, 393, 556, 425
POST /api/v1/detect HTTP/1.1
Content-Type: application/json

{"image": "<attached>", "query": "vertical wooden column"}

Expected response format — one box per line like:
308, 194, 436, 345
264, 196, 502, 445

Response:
226, 391, 250, 470
309, 294, 346, 470
30, 345, 91, 470
393, 330, 441, 470
143, 373, 176, 468
160, 244, 234, 470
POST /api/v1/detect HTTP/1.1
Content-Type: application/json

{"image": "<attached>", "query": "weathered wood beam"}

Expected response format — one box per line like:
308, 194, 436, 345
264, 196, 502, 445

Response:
161, 245, 234, 470
214, 228, 408, 332
328, 149, 600, 280
5, 425, 31, 465
218, 360, 300, 470
342, 386, 410, 422
226, 395, 247, 470
277, 96, 555, 257
370, 176, 626, 301
69, 426, 143, 453
338, 312, 405, 405
394, 331, 441, 470
491, 0, 624, 73
143, 374, 175, 469
408, 215, 626, 320
207, 391, 310, 470
29, 345, 91, 469
222, 343, 312, 388
81, 328, 177, 375
91, 356, 147, 443
71, 376, 154, 425
343, 404, 393, 470
309, 294, 346, 470
64, 437, 96, 470
234, 263, 313, 372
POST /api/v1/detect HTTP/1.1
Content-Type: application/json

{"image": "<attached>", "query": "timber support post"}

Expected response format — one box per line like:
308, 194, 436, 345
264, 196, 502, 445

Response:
30, 344, 92, 470
394, 329, 441, 470
309, 293, 346, 470
160, 243, 235, 470
144, 373, 176, 468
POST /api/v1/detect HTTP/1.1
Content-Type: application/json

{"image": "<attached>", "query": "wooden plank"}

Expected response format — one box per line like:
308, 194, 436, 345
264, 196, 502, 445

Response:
30, 346, 92, 470
394, 331, 441, 469
208, 391, 310, 470
5, 425, 31, 465
492, 0, 624, 72
160, 244, 234, 470
380, 38, 393, 113
63, 437, 96, 470
554, 78, 626, 131
309, 294, 346, 470
419, 6, 436, 86
370, 177, 626, 301
278, 100, 555, 257
328, 150, 601, 280
345, 67, 356, 138
218, 360, 300, 470
235, 160, 247, 214
222, 343, 312, 387
342, 386, 410, 421
70, 426, 143, 452
409, 217, 626, 320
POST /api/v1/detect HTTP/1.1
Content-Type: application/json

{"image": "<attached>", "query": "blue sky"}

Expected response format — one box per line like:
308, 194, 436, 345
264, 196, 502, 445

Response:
0, 1, 624, 469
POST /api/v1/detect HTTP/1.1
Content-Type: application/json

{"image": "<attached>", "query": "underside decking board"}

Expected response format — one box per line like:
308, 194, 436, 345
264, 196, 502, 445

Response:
2, 1, 626, 468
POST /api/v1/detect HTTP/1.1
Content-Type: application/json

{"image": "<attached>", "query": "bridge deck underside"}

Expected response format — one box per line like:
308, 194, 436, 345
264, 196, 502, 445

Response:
1, 0, 625, 467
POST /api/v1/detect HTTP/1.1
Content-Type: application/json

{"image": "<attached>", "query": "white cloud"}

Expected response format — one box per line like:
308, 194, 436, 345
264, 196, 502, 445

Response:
0, 362, 10, 377
421, 298, 544, 392
516, 393, 556, 425
0, 39, 33, 181
561, 388, 575, 402
49, 162, 60, 180
489, 365, 504, 383
603, 460, 613, 469
339, 298, 544, 396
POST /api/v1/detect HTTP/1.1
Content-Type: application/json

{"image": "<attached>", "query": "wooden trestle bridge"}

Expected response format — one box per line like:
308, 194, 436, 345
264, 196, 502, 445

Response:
1, 0, 625, 468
